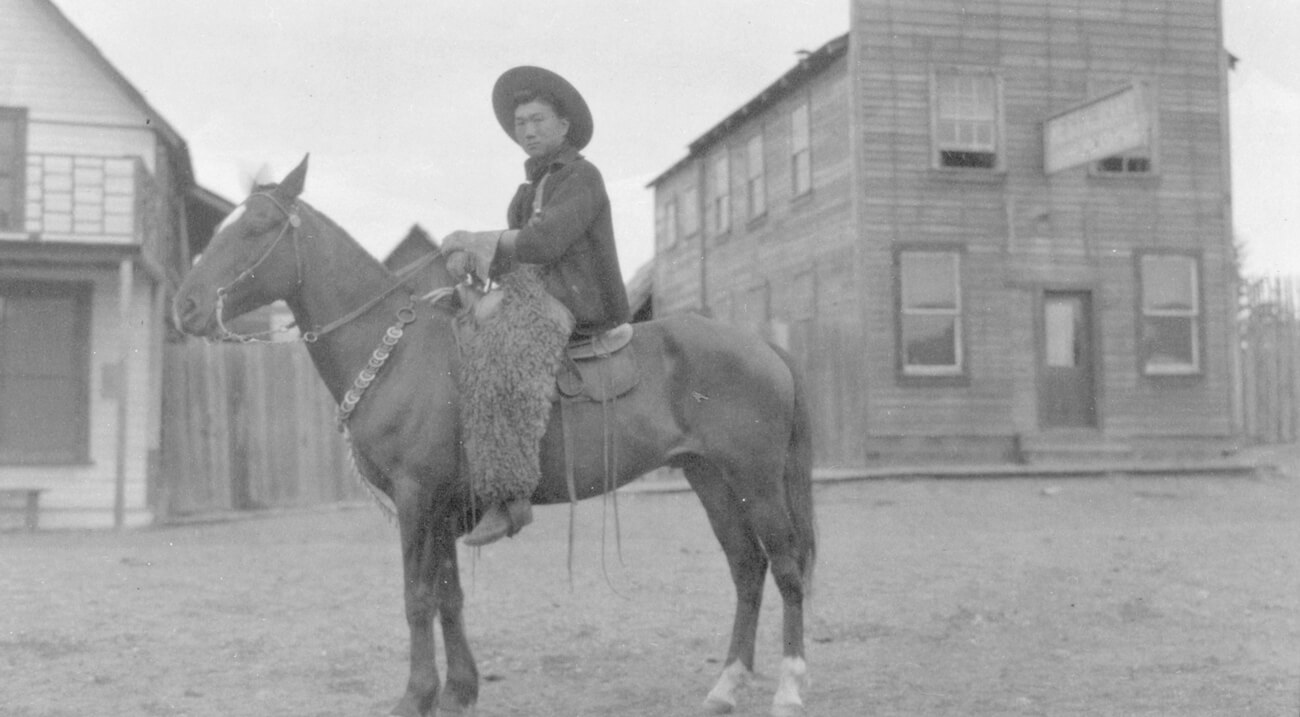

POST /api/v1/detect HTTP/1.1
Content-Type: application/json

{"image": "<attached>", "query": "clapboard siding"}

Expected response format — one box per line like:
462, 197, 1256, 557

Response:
650, 0, 1233, 465
1, 1, 152, 127
852, 0, 1232, 448
652, 47, 861, 465
0, 0, 228, 527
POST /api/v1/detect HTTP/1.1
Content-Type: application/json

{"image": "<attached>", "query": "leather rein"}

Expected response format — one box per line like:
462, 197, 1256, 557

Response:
207, 191, 454, 429
212, 191, 443, 344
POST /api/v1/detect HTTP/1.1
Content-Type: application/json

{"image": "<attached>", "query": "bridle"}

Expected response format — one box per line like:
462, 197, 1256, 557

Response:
210, 191, 443, 344
212, 191, 305, 342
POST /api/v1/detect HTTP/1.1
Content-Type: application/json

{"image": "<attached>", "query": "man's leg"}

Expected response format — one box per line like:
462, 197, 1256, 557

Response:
458, 267, 572, 547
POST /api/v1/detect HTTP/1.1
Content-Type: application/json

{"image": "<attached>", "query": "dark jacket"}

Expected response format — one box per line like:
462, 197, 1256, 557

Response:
494, 145, 630, 336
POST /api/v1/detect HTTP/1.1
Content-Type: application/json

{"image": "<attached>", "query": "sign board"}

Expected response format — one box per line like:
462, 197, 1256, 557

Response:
1043, 82, 1150, 174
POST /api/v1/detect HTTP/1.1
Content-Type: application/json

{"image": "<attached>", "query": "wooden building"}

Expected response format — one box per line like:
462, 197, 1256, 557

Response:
0, 0, 230, 527
648, 1, 1236, 467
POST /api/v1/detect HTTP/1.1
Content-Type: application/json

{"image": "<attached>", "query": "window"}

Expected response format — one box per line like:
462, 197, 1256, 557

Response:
656, 196, 678, 249
746, 134, 766, 220
790, 102, 811, 196
708, 152, 730, 237
0, 281, 90, 463
1139, 254, 1200, 375
0, 107, 26, 232
680, 186, 700, 237
1096, 153, 1151, 175
1092, 80, 1157, 176
933, 70, 1000, 170
898, 250, 963, 376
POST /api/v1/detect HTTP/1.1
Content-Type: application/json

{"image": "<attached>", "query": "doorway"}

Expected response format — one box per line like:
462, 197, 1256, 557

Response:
1040, 291, 1097, 427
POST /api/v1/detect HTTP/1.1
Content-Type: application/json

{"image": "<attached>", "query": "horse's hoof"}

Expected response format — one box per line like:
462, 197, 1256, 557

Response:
702, 695, 736, 714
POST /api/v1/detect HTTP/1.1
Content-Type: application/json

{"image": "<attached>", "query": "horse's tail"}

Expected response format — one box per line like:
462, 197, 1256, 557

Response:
773, 343, 817, 596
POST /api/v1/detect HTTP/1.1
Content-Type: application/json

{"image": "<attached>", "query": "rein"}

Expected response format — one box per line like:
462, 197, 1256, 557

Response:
212, 192, 443, 344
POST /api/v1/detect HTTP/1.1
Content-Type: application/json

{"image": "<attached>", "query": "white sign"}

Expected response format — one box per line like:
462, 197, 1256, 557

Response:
1043, 82, 1150, 174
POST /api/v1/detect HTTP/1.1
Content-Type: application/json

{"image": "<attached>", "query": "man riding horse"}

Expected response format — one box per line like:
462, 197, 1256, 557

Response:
441, 66, 630, 547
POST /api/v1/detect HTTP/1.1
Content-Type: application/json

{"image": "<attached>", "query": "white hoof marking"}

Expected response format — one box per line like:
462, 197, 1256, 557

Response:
771, 656, 808, 717
703, 660, 751, 713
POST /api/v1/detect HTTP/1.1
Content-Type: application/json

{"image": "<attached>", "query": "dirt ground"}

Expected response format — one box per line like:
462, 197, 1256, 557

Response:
3, 464, 1299, 717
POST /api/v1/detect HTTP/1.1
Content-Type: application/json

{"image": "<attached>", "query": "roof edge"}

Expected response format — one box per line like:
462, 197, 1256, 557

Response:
647, 31, 849, 188
38, 0, 196, 187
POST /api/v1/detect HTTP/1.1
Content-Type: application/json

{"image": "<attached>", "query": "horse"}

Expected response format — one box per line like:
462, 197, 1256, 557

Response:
172, 155, 816, 717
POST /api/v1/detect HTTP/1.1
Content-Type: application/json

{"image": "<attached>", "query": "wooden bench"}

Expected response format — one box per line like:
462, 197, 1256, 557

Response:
0, 488, 44, 531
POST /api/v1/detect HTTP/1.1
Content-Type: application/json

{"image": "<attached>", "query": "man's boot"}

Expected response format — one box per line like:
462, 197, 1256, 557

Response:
463, 498, 533, 547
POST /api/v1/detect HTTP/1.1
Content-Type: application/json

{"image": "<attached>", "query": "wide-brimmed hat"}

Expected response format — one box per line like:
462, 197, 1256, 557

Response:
492, 66, 593, 150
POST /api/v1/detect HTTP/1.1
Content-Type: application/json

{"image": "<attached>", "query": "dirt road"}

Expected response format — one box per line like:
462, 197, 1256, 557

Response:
4, 469, 1298, 716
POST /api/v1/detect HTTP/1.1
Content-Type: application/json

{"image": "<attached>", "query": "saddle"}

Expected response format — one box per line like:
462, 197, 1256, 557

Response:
450, 283, 638, 403
557, 323, 638, 402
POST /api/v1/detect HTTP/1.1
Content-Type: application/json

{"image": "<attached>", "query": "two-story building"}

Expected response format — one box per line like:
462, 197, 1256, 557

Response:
649, 0, 1236, 467
1, 0, 230, 527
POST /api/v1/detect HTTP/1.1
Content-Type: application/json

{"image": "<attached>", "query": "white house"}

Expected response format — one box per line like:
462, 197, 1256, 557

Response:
0, 0, 230, 528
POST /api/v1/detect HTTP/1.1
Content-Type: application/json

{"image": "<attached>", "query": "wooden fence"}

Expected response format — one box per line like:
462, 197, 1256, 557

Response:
155, 340, 367, 521
1239, 275, 1300, 444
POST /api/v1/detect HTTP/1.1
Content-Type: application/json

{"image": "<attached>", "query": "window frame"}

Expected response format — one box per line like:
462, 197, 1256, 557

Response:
790, 100, 812, 197
708, 151, 731, 239
1135, 250, 1202, 377
680, 185, 700, 238
894, 246, 966, 381
746, 133, 766, 221
656, 194, 679, 250
0, 279, 92, 465
0, 106, 28, 233
930, 67, 1005, 173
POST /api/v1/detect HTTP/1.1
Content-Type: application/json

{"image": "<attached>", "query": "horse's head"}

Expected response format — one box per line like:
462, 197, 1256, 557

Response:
173, 155, 310, 338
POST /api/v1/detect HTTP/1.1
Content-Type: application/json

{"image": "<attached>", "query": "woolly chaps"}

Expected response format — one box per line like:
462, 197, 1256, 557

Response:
457, 266, 574, 507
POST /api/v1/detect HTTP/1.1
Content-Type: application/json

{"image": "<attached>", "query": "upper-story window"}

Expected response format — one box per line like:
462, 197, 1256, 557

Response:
1139, 253, 1200, 375
0, 108, 27, 232
897, 249, 964, 377
680, 185, 700, 238
708, 152, 731, 238
1096, 153, 1152, 175
932, 69, 1002, 170
1092, 80, 1154, 176
655, 195, 679, 250
746, 134, 766, 220
790, 102, 812, 196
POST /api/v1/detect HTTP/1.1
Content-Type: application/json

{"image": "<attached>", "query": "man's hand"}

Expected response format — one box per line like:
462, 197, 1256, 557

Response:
440, 230, 501, 284
445, 250, 476, 280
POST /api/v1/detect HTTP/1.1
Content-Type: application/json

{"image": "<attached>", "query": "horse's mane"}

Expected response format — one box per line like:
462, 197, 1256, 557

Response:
254, 180, 456, 301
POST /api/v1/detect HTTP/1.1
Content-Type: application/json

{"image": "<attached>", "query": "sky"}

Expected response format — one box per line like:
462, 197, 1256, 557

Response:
49, 0, 1300, 280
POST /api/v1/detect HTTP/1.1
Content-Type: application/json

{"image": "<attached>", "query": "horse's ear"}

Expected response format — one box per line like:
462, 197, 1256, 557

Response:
279, 154, 310, 200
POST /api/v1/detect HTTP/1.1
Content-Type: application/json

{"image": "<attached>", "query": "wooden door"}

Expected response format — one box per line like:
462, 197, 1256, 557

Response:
1040, 291, 1097, 427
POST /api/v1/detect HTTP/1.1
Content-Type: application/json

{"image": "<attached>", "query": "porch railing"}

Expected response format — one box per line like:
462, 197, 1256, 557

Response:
21, 153, 145, 243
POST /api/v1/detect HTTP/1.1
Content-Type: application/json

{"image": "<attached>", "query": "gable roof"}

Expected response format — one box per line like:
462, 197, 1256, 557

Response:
383, 224, 439, 271
38, 0, 195, 186
648, 32, 849, 188
36, 0, 240, 257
